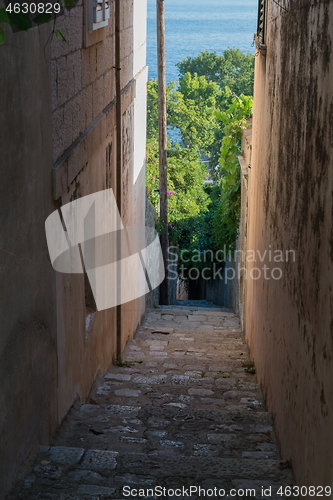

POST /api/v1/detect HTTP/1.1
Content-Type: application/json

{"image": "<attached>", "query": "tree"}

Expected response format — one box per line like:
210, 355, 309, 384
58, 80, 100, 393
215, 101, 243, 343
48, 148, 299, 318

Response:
170, 73, 220, 154
147, 75, 220, 155
147, 79, 186, 141
212, 94, 253, 253
146, 138, 210, 246
176, 48, 255, 98
174, 49, 255, 178
146, 49, 254, 284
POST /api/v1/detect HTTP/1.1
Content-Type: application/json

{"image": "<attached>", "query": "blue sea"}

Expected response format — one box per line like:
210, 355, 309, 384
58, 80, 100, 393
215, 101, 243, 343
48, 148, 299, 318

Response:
146, 0, 258, 83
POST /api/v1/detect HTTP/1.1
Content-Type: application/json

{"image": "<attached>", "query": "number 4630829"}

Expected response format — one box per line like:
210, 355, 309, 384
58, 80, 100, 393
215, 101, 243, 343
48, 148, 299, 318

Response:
5, 2, 61, 14
277, 486, 332, 496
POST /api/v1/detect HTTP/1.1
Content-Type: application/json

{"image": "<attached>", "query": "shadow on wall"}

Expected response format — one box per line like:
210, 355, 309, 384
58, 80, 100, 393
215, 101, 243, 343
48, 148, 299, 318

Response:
186, 260, 238, 311
0, 0, 149, 495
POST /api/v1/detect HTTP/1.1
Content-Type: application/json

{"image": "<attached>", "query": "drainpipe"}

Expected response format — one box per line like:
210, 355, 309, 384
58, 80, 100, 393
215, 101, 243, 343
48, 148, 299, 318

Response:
115, 0, 122, 359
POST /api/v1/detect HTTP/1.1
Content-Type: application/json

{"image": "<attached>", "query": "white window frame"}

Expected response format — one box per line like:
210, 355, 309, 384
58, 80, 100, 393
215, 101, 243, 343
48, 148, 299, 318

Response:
88, 0, 110, 31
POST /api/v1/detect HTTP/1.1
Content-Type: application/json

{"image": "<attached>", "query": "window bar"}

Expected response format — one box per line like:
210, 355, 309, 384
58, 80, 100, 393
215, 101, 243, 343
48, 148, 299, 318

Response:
88, 0, 94, 30
257, 0, 266, 45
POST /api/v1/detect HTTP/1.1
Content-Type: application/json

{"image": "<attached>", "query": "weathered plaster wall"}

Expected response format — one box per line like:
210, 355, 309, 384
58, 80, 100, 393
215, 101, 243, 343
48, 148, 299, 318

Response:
245, 0, 333, 488
52, 0, 147, 421
237, 127, 251, 330
145, 197, 160, 308
0, 24, 57, 498
203, 277, 225, 307
52, 0, 147, 422
0, 0, 147, 495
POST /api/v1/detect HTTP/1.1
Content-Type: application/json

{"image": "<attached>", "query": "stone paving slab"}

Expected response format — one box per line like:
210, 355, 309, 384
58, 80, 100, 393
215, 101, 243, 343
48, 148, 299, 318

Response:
16, 446, 295, 500
11, 303, 296, 500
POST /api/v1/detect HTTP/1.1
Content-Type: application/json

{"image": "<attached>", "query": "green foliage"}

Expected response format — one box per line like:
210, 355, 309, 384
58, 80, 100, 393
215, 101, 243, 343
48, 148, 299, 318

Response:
147, 79, 186, 140
146, 79, 159, 139
0, 7, 32, 34
115, 356, 135, 368
217, 93, 253, 183
146, 49, 254, 277
0, 8, 8, 22
33, 12, 52, 24
175, 49, 254, 178
167, 147, 210, 245
56, 29, 68, 44
177, 51, 222, 84
177, 48, 255, 98
176, 184, 221, 278
243, 361, 256, 374
212, 94, 252, 252
211, 180, 241, 255
146, 137, 210, 245
61, 0, 78, 5
147, 76, 220, 154
171, 73, 220, 153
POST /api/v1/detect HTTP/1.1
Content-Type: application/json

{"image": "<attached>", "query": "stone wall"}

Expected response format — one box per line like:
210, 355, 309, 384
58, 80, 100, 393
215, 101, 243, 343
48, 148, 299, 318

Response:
244, 0, 333, 488
222, 258, 238, 310
0, 0, 147, 495
0, 23, 57, 498
187, 274, 225, 307
51, 0, 147, 424
145, 197, 160, 308
237, 125, 251, 330
202, 276, 225, 306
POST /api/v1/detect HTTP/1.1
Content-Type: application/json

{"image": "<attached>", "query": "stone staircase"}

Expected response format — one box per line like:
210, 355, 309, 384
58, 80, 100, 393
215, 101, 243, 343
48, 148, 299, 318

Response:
12, 305, 295, 500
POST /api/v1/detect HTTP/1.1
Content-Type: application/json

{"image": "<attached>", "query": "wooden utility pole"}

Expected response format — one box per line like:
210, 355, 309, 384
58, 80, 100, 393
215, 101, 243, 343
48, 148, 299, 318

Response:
156, 0, 169, 305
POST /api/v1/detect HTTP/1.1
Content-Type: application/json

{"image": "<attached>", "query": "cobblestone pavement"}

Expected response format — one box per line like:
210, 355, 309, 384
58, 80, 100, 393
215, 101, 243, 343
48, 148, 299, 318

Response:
12, 304, 295, 500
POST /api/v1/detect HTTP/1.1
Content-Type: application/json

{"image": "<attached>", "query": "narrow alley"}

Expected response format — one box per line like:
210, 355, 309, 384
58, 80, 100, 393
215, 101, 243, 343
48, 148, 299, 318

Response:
12, 303, 295, 499
1, 0, 333, 491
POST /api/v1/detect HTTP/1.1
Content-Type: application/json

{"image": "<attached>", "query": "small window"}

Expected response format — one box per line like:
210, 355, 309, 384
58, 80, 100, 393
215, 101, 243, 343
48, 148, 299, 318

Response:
88, 0, 110, 31
257, 0, 266, 45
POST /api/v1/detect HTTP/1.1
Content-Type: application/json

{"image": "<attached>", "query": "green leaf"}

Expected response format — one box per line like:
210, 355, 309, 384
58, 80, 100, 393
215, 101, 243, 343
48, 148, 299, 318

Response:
61, 0, 78, 6
33, 12, 52, 24
0, 26, 5, 44
56, 29, 69, 45
8, 11, 32, 31
215, 110, 224, 121
0, 8, 9, 23
226, 174, 237, 186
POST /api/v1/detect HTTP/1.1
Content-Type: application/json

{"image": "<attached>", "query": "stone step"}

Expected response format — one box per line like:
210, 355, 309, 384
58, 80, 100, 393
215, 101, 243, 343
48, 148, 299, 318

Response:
141, 313, 242, 334
154, 305, 233, 313
17, 446, 295, 500
11, 304, 297, 500
148, 306, 235, 313
91, 373, 261, 410
53, 404, 277, 460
